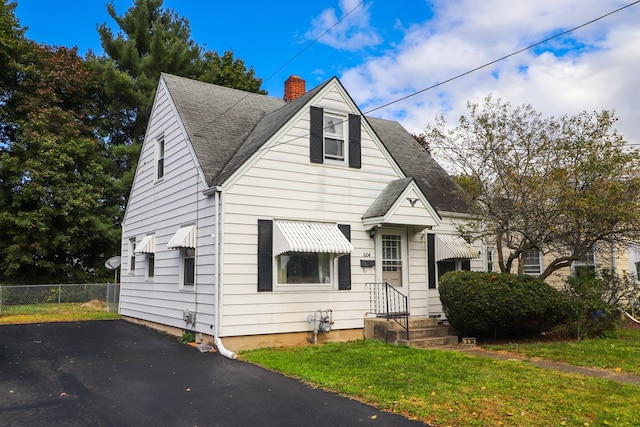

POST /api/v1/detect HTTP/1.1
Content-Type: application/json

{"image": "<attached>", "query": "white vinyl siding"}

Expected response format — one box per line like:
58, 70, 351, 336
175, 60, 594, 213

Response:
120, 79, 217, 332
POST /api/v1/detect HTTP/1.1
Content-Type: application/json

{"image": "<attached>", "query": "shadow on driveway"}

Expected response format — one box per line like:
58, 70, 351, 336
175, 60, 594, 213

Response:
0, 320, 425, 426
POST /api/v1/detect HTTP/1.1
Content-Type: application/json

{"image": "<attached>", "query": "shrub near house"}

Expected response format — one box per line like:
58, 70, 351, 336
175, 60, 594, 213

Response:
439, 271, 574, 337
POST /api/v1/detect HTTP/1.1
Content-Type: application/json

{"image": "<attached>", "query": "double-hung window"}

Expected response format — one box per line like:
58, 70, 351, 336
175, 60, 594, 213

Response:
156, 134, 165, 180
309, 106, 361, 168
323, 114, 345, 161
573, 250, 596, 278
523, 249, 542, 275
167, 225, 197, 289
128, 238, 136, 273
183, 248, 195, 287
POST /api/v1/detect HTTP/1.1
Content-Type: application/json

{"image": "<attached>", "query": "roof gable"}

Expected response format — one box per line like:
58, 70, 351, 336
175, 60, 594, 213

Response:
362, 178, 441, 231
159, 73, 471, 214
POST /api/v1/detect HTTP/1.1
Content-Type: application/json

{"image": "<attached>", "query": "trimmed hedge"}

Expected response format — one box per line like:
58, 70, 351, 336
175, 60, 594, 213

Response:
439, 271, 574, 338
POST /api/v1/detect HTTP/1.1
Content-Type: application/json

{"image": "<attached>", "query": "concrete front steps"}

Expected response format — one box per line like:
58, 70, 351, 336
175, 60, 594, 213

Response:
364, 315, 459, 348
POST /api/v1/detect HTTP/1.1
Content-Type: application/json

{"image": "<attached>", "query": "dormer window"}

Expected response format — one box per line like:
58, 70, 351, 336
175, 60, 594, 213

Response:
323, 114, 345, 161
310, 106, 361, 168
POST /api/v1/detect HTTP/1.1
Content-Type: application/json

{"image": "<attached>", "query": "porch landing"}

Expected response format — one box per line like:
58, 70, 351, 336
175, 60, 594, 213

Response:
364, 316, 459, 347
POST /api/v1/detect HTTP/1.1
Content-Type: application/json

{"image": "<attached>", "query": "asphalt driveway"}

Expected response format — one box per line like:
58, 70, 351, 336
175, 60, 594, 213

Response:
0, 320, 425, 426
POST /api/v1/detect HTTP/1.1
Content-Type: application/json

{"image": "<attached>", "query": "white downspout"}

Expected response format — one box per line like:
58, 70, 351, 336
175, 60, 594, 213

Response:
424, 231, 430, 318
214, 190, 237, 359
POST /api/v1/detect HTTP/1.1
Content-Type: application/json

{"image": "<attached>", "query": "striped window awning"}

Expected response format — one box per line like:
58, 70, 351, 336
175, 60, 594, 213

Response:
167, 225, 196, 249
435, 234, 479, 262
273, 221, 353, 256
134, 234, 156, 254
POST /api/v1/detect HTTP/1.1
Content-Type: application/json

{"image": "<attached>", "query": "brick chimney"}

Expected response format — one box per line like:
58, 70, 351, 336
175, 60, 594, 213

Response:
284, 75, 305, 102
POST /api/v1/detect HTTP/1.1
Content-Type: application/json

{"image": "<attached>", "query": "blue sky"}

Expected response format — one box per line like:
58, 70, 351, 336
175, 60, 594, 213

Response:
15, 0, 640, 148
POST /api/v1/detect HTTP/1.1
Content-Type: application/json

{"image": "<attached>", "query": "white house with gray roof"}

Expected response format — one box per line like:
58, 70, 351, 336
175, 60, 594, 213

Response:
120, 73, 484, 352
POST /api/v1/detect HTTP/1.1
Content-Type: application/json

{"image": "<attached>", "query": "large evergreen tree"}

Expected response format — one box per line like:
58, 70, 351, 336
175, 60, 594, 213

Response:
92, 0, 265, 210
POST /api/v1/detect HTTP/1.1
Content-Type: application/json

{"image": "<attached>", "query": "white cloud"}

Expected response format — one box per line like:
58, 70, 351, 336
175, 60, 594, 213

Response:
339, 0, 640, 146
305, 0, 382, 51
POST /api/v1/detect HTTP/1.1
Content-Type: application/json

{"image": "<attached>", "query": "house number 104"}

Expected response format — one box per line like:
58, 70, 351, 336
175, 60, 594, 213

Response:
363, 252, 371, 258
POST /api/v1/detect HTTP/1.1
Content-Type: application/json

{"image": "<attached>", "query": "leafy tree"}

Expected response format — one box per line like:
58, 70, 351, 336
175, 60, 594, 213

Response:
0, 44, 120, 283
424, 95, 640, 280
91, 0, 265, 211
0, 0, 25, 93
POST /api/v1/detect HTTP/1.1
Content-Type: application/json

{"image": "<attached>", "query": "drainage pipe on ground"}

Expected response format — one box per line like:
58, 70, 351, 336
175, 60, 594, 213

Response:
214, 336, 237, 359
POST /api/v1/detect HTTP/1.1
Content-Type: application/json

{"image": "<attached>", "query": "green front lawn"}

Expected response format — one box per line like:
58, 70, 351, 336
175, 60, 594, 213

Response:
484, 328, 640, 376
241, 338, 640, 426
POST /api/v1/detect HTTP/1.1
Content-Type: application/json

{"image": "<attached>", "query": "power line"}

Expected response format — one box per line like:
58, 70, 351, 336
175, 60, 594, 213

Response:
250, 1, 640, 156
194, 1, 366, 138
198, 1, 639, 163
364, 0, 640, 115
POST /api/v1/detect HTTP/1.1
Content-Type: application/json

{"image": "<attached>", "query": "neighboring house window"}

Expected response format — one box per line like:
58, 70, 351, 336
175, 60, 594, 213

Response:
309, 106, 361, 168
487, 247, 495, 272
182, 248, 195, 287
156, 134, 165, 180
128, 238, 136, 273
573, 250, 596, 278
523, 249, 542, 275
629, 245, 640, 280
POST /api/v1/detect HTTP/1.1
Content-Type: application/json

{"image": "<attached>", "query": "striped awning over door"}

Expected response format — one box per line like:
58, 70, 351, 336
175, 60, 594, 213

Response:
273, 221, 353, 256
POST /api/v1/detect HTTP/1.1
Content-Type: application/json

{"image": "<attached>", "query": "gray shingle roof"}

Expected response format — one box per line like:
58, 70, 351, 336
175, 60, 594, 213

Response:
366, 117, 472, 213
161, 73, 471, 214
362, 177, 414, 219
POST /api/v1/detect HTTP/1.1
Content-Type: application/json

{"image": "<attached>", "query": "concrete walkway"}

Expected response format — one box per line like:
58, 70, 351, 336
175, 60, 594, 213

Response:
440, 345, 640, 386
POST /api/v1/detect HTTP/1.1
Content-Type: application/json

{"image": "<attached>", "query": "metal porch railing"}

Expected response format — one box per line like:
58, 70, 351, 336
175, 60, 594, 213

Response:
367, 282, 409, 339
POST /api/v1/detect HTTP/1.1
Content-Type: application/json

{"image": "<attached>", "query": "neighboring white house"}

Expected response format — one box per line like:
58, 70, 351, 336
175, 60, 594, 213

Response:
120, 73, 483, 352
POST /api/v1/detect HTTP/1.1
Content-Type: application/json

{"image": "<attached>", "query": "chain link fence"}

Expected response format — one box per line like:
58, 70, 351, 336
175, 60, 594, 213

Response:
0, 283, 120, 315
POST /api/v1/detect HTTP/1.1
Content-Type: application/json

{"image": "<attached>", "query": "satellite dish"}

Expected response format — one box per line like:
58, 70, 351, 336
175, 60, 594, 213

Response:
105, 256, 121, 270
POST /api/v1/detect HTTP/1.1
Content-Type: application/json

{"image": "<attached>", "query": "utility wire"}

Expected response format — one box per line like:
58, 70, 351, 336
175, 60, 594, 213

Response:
197, 1, 639, 161
364, 0, 640, 115
194, 1, 365, 138
244, 1, 640, 156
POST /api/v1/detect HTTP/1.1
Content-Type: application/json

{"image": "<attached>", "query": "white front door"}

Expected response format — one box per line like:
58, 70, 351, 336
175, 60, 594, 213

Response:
376, 227, 409, 295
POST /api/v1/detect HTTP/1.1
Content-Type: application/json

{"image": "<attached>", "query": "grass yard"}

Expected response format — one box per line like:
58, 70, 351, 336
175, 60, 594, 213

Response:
483, 328, 640, 376
241, 338, 640, 426
0, 301, 120, 324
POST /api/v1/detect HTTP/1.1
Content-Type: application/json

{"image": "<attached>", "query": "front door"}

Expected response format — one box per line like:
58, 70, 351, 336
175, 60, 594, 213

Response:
376, 228, 408, 295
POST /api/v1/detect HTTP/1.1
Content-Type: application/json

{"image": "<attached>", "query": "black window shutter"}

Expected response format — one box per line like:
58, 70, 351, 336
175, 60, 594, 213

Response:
461, 260, 471, 271
427, 234, 436, 289
338, 224, 351, 290
310, 106, 324, 164
257, 219, 273, 292
348, 114, 361, 168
